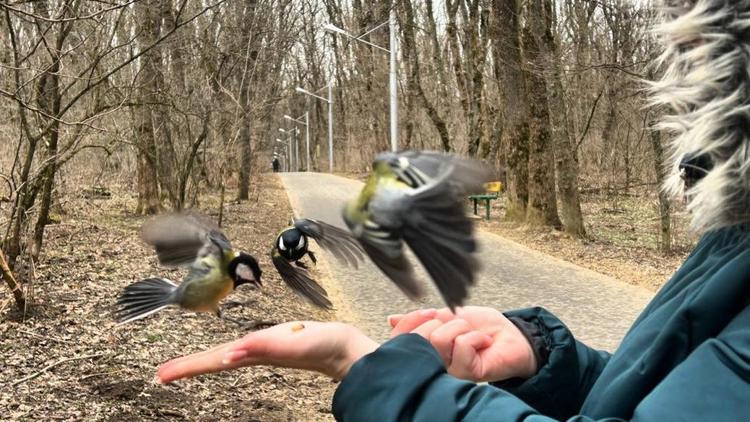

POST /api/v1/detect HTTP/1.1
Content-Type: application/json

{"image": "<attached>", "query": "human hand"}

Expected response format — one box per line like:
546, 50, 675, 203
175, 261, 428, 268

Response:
156, 321, 379, 383
388, 306, 538, 382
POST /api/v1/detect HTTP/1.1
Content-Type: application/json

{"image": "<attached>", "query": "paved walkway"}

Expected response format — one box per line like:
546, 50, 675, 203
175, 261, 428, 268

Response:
279, 172, 654, 350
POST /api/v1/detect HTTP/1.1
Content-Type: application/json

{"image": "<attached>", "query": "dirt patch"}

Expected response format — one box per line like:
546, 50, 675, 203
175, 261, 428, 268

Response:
0, 174, 337, 421
477, 191, 697, 291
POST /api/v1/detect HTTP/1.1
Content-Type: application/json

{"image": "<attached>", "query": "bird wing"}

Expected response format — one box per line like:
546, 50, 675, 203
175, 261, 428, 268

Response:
343, 185, 423, 300
293, 218, 365, 269
271, 248, 333, 309
377, 150, 489, 194
368, 152, 491, 309
400, 180, 482, 309
141, 212, 231, 268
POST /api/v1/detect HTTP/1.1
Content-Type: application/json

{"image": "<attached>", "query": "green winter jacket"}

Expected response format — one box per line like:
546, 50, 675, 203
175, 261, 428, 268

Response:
332, 223, 750, 421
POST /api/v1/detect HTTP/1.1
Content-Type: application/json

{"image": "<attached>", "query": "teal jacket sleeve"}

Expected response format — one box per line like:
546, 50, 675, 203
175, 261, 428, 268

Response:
332, 313, 750, 422
494, 307, 611, 419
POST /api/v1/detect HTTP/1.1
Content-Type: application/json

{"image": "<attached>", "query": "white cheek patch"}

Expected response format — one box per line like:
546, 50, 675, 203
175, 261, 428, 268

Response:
278, 237, 287, 251
295, 236, 306, 250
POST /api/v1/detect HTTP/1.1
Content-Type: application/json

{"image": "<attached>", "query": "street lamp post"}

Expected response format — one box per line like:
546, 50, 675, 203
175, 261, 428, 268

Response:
275, 138, 292, 172
278, 127, 299, 171
324, 6, 398, 153
295, 85, 334, 172
284, 113, 311, 171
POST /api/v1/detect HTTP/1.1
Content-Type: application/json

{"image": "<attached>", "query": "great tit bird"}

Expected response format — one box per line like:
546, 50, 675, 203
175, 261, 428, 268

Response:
272, 218, 364, 309
116, 212, 262, 324
342, 150, 491, 310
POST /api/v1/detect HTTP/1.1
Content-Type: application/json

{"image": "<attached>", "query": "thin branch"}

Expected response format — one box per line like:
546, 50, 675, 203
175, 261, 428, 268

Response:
0, 0, 137, 23
576, 86, 605, 152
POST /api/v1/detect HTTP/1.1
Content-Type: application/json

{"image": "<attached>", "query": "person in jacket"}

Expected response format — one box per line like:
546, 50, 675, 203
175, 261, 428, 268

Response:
155, 1, 750, 420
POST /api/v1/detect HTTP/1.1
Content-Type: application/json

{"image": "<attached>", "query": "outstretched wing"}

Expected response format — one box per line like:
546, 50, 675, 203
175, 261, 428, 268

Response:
293, 218, 365, 269
376, 150, 489, 194
342, 187, 423, 300
141, 211, 231, 268
363, 151, 490, 309
271, 249, 333, 309
400, 180, 482, 310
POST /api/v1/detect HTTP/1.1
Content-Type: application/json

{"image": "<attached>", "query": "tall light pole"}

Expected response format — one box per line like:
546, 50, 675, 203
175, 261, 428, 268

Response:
284, 113, 310, 171
324, 6, 398, 153
279, 127, 298, 171
296, 85, 334, 172
275, 138, 291, 172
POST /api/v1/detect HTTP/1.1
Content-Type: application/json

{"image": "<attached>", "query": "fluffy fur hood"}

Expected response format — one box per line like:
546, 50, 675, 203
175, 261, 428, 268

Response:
651, 0, 750, 232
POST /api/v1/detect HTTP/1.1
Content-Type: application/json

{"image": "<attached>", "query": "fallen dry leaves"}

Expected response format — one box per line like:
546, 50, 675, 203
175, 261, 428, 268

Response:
477, 191, 697, 291
1, 174, 337, 421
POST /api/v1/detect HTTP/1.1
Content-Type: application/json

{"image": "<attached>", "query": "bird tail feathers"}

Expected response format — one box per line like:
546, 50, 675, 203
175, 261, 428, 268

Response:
116, 278, 178, 324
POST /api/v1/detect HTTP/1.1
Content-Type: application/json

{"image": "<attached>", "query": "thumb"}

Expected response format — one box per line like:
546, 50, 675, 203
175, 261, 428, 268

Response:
447, 331, 492, 381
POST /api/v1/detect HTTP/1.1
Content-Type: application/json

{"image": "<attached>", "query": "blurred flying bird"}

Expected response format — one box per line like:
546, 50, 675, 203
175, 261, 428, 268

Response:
342, 150, 491, 309
116, 212, 262, 325
272, 218, 364, 309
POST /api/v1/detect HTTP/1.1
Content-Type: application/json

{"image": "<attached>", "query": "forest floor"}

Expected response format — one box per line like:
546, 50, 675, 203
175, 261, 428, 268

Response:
0, 174, 338, 421
477, 192, 697, 291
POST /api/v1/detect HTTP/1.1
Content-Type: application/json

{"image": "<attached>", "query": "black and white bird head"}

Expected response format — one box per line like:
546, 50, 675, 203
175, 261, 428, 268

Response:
277, 228, 308, 261
650, 0, 750, 231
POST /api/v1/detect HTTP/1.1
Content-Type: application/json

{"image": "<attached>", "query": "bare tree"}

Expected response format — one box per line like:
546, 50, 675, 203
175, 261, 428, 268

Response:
522, 0, 561, 228
490, 0, 529, 219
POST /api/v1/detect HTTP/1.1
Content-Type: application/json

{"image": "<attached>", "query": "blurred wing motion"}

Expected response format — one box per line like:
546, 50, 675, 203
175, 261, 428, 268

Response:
272, 249, 333, 309
293, 218, 365, 268
141, 212, 232, 267
344, 150, 491, 309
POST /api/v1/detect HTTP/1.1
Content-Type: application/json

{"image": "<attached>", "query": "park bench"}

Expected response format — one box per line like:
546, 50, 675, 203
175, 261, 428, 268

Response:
469, 181, 503, 220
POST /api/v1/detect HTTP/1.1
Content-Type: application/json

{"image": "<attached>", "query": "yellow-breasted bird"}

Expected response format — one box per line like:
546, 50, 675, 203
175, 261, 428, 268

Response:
116, 212, 262, 324
272, 218, 364, 309
342, 150, 491, 309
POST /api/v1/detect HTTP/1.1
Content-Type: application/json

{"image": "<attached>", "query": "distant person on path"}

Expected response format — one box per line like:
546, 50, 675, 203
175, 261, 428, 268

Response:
155, 2, 750, 420
272, 157, 280, 173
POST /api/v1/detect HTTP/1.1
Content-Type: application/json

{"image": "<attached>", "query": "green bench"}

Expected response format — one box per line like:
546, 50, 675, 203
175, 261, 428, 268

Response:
468, 181, 503, 220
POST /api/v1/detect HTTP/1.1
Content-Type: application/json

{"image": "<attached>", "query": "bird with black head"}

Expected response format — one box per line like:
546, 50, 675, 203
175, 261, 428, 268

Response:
116, 212, 262, 325
271, 217, 364, 309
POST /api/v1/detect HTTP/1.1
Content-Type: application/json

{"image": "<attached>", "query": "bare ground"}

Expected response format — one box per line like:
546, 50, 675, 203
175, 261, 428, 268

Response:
1, 174, 337, 421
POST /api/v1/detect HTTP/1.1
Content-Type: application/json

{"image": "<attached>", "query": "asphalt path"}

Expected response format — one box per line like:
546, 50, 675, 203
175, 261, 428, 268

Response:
279, 172, 654, 350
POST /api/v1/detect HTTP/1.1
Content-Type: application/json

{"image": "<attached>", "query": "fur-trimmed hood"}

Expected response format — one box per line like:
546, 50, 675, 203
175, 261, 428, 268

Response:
651, 0, 750, 232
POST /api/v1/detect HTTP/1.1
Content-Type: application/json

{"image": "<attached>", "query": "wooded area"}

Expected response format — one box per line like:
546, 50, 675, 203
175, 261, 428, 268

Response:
1, 0, 677, 313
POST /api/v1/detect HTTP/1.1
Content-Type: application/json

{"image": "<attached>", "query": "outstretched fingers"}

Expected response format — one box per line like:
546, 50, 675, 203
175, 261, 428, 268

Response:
389, 308, 459, 337
156, 340, 243, 384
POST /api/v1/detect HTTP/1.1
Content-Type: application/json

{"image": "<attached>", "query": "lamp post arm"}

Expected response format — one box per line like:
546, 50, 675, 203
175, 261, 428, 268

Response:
296, 87, 331, 103
340, 32, 389, 53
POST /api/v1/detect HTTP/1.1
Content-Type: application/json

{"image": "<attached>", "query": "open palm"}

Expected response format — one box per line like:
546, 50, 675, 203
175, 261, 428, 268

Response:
157, 321, 379, 383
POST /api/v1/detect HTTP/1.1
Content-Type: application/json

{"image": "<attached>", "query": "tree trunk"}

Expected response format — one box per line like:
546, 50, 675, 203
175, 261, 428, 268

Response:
237, 89, 252, 200
649, 116, 671, 252
30, 0, 66, 260
523, 0, 561, 228
536, 0, 585, 236
236, 0, 258, 200
134, 0, 165, 214
0, 249, 25, 310
492, 0, 529, 219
